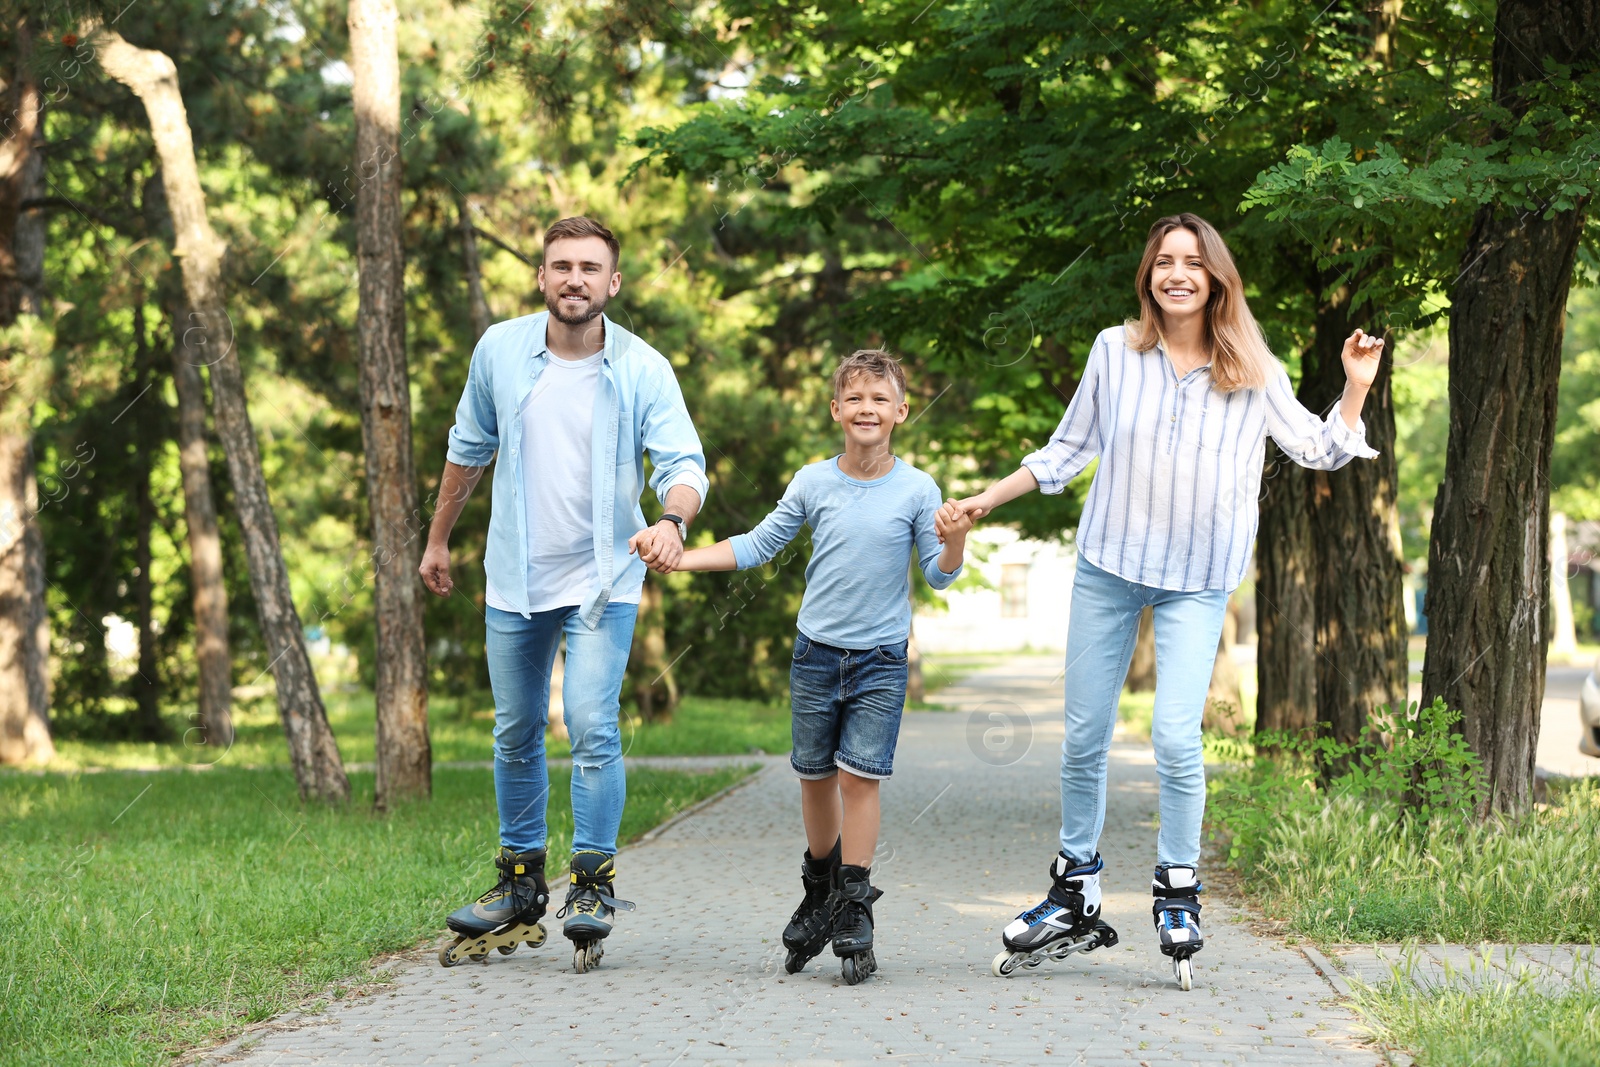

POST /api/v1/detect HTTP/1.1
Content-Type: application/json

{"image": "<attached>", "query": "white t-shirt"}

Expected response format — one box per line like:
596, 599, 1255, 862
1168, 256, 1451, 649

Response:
485, 349, 642, 614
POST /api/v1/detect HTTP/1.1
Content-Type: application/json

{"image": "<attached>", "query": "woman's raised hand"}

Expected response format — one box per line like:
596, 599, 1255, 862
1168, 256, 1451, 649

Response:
1341, 329, 1384, 389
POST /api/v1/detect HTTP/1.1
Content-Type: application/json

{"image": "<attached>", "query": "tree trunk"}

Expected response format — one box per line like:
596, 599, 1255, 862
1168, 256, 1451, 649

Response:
1253, 448, 1316, 740
629, 580, 677, 723
1302, 271, 1408, 764
1125, 606, 1155, 692
1421, 0, 1598, 818
547, 643, 568, 742
1551, 512, 1579, 663
172, 300, 234, 748
1203, 601, 1244, 735
0, 20, 52, 765
95, 26, 348, 802
349, 0, 430, 807
130, 302, 164, 739
458, 195, 492, 343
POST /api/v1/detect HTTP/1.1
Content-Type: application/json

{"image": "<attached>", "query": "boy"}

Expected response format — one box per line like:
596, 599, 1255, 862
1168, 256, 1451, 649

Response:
632, 349, 971, 984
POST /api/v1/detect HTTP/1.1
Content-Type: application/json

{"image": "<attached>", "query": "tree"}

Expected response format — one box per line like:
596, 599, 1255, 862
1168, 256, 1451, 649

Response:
0, 16, 53, 765
1421, 0, 1600, 815
348, 0, 429, 807
91, 24, 349, 802
171, 296, 233, 748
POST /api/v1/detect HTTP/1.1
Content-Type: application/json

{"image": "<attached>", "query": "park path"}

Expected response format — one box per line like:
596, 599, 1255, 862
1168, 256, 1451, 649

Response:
204, 660, 1384, 1067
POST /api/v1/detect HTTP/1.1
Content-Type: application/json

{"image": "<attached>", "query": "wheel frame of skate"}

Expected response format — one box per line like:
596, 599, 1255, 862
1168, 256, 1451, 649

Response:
991, 920, 1119, 978
571, 938, 604, 973
438, 921, 547, 967
1171, 953, 1194, 991
839, 947, 877, 985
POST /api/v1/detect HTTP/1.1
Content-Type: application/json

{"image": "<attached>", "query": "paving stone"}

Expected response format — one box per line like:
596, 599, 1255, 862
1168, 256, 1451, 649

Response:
203, 664, 1384, 1067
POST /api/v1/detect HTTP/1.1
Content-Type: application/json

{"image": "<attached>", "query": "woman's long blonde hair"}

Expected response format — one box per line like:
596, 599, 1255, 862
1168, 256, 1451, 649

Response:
1124, 213, 1276, 392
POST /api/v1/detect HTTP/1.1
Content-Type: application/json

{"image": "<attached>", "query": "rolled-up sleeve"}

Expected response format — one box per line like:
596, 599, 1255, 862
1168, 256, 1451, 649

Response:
640, 361, 710, 508
445, 336, 499, 467
1263, 364, 1380, 471
730, 477, 807, 570
1021, 333, 1104, 495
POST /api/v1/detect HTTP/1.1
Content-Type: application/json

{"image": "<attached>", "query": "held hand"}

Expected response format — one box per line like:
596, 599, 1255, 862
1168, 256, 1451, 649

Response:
419, 543, 453, 597
940, 500, 975, 542
1341, 329, 1384, 390
634, 522, 684, 574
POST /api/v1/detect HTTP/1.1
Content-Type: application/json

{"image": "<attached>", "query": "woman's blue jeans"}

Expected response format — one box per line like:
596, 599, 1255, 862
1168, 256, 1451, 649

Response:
1059, 557, 1230, 868
485, 602, 638, 855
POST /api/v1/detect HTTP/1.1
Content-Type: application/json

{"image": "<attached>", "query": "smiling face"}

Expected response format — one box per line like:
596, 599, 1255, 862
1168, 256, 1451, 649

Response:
538, 235, 621, 326
831, 371, 908, 451
1148, 227, 1212, 323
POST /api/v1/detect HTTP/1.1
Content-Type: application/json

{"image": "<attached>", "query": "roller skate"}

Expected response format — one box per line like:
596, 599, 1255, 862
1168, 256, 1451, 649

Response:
831, 864, 883, 985
558, 850, 635, 973
1153, 864, 1203, 990
992, 851, 1119, 977
782, 838, 841, 974
440, 846, 550, 967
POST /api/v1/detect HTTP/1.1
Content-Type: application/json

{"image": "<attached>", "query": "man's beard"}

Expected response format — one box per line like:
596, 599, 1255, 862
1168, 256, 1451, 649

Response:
545, 286, 608, 326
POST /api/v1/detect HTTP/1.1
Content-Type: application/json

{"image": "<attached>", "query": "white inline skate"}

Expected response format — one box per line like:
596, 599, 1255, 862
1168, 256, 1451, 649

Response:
992, 852, 1119, 977
1152, 864, 1203, 990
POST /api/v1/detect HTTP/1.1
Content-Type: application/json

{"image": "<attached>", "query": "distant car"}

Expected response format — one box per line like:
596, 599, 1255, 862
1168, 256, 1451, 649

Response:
1582, 658, 1600, 758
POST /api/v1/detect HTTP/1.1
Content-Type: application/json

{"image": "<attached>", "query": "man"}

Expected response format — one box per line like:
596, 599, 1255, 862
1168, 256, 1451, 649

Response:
420, 216, 706, 973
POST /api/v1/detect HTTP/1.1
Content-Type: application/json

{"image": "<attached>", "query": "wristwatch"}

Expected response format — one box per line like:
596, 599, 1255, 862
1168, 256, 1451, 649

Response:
658, 513, 687, 542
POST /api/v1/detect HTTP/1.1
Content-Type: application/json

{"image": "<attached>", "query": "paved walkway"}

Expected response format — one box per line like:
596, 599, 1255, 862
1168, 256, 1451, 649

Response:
205, 661, 1383, 1066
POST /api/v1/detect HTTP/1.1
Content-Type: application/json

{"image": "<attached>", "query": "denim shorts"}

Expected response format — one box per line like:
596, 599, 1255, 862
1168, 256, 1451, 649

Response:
789, 632, 909, 780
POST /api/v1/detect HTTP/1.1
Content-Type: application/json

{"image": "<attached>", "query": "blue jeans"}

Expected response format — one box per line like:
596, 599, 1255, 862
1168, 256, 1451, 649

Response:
1059, 558, 1229, 867
789, 633, 909, 779
485, 602, 638, 855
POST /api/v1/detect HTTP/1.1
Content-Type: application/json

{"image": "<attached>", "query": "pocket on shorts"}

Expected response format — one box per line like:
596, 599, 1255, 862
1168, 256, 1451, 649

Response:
876, 640, 908, 664
792, 634, 813, 662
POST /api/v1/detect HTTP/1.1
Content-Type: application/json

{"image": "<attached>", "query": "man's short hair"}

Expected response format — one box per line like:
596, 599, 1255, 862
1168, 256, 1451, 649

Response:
543, 216, 620, 270
832, 349, 907, 400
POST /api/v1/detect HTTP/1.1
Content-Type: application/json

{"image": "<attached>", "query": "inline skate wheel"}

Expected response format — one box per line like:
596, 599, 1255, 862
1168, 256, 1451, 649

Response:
497, 943, 516, 955
842, 955, 863, 985
1175, 956, 1193, 991
573, 942, 603, 973
526, 922, 547, 948
784, 949, 806, 975
439, 938, 463, 968
991, 950, 1020, 978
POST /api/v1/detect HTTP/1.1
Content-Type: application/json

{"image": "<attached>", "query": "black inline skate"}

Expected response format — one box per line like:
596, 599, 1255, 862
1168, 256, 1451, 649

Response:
440, 846, 550, 967
782, 838, 841, 974
831, 864, 883, 985
992, 851, 1119, 977
558, 850, 635, 973
1153, 864, 1203, 990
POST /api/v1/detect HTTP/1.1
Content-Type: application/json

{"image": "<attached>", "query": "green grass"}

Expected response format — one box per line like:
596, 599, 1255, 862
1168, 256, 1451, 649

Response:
0, 763, 755, 1067
1211, 778, 1600, 945
1352, 973, 1600, 1067
47, 690, 792, 770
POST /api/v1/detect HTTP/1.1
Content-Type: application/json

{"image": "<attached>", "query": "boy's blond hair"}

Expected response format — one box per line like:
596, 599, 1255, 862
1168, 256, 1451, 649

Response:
831, 349, 907, 400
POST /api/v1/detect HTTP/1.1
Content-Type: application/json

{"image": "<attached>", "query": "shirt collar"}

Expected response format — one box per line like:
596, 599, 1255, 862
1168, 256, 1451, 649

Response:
533, 311, 616, 364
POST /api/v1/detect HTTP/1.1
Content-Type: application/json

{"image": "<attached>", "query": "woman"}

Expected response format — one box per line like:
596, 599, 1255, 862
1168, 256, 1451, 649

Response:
941, 212, 1383, 989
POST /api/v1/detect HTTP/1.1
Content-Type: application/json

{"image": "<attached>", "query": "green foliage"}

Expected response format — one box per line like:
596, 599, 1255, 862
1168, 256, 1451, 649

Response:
1209, 703, 1600, 944
1210, 698, 1483, 868
1353, 970, 1600, 1067
0, 763, 754, 1066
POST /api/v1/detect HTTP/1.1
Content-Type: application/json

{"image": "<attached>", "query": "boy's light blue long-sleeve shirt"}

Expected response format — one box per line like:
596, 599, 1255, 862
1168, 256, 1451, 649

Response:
730, 457, 961, 650
446, 311, 709, 629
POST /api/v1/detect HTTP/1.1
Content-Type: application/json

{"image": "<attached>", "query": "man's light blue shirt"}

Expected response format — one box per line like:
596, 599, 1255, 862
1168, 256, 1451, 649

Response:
446, 311, 709, 629
730, 457, 961, 650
